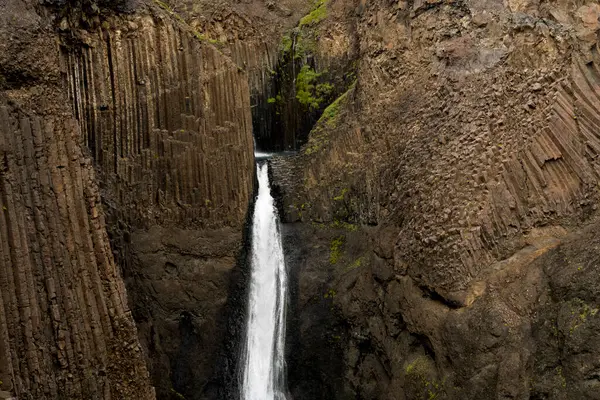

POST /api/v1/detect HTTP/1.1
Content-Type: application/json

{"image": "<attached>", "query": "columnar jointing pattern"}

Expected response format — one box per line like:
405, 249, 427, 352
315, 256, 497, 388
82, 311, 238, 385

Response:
467, 60, 600, 273
0, 106, 154, 399
65, 16, 254, 228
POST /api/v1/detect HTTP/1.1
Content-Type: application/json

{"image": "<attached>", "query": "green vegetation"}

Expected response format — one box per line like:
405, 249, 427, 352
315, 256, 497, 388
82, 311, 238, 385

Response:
555, 366, 567, 388
311, 219, 358, 232
324, 288, 337, 298
299, 0, 328, 27
303, 84, 354, 155
292, 202, 311, 219
346, 256, 364, 271
331, 219, 358, 231
279, 27, 318, 61
153, 0, 173, 12
318, 82, 354, 126
329, 334, 342, 342
329, 235, 345, 264
153, 0, 226, 49
170, 388, 185, 399
568, 298, 599, 334
280, 34, 294, 54
295, 65, 333, 110
192, 31, 226, 46
304, 128, 328, 155
333, 188, 348, 201
405, 356, 447, 400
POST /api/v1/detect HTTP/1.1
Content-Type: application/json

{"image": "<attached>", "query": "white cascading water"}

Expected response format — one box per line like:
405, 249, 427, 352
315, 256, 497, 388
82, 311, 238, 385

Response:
241, 162, 288, 400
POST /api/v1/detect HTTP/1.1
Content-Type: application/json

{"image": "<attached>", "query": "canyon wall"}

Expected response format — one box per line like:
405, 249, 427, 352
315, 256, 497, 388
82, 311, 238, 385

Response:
271, 0, 600, 398
62, 6, 257, 399
1, 0, 266, 398
0, 1, 154, 398
163, 0, 311, 151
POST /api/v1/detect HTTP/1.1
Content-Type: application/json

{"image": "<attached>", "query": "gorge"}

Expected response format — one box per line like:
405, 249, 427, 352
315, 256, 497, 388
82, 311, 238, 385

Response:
1, 0, 600, 399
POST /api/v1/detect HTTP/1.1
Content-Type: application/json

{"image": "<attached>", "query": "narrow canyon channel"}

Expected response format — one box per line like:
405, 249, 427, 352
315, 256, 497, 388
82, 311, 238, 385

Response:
240, 161, 289, 400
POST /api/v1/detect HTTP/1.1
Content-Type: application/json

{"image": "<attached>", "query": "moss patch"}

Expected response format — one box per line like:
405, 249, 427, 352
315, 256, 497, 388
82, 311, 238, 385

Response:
296, 65, 333, 110
329, 235, 345, 264
304, 84, 354, 155
405, 356, 447, 399
299, 0, 328, 27
568, 298, 599, 334
345, 256, 364, 271
153, 0, 173, 12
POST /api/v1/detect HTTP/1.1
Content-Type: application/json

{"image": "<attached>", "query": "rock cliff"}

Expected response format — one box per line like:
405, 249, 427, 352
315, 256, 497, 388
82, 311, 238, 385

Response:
1, 0, 262, 398
271, 0, 600, 398
61, 6, 257, 399
5, 0, 600, 398
0, 1, 154, 398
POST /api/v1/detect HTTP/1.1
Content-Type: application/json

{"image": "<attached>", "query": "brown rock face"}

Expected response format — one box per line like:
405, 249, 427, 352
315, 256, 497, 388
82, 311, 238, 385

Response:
164, 0, 312, 150
0, 1, 154, 398
271, 0, 600, 398
1, 0, 261, 398
65, 14, 254, 229
60, 7, 256, 399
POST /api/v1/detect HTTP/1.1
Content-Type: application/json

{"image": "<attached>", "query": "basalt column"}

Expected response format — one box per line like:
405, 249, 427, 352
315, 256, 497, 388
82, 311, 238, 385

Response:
64, 12, 255, 399
0, 104, 155, 400
0, 1, 154, 399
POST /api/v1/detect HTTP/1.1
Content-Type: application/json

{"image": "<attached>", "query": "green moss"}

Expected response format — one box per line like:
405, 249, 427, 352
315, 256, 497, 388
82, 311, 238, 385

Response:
292, 202, 311, 219
304, 83, 354, 155
324, 288, 337, 298
405, 356, 447, 399
280, 34, 293, 54
296, 65, 332, 110
153, 0, 173, 12
555, 366, 567, 388
331, 219, 358, 231
299, 0, 328, 27
329, 235, 345, 264
267, 97, 277, 104
406, 357, 427, 375
279, 32, 313, 60
318, 84, 351, 126
568, 298, 599, 334
193, 32, 225, 46
333, 188, 348, 201
304, 134, 329, 155
345, 256, 364, 271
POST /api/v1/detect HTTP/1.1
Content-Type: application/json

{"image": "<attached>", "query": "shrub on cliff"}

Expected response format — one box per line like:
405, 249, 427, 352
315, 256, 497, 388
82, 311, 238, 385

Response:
296, 65, 333, 110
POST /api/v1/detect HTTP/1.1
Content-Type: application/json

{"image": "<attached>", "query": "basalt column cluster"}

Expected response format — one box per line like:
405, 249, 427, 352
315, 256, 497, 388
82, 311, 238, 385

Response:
62, 9, 255, 399
0, 1, 154, 399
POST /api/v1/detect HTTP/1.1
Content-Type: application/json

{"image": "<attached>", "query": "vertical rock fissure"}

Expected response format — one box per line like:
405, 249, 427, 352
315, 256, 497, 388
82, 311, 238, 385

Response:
105, 32, 119, 174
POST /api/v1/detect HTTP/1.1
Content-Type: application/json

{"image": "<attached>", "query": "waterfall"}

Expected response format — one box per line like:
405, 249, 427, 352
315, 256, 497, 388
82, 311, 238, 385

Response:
241, 162, 289, 400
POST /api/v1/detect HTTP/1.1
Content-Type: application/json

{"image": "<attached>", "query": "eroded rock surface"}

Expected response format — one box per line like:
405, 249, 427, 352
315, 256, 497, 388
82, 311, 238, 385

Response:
271, 0, 600, 398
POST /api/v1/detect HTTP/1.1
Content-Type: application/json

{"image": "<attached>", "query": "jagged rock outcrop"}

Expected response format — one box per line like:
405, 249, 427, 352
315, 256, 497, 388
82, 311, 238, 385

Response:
0, 1, 154, 398
271, 0, 600, 398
